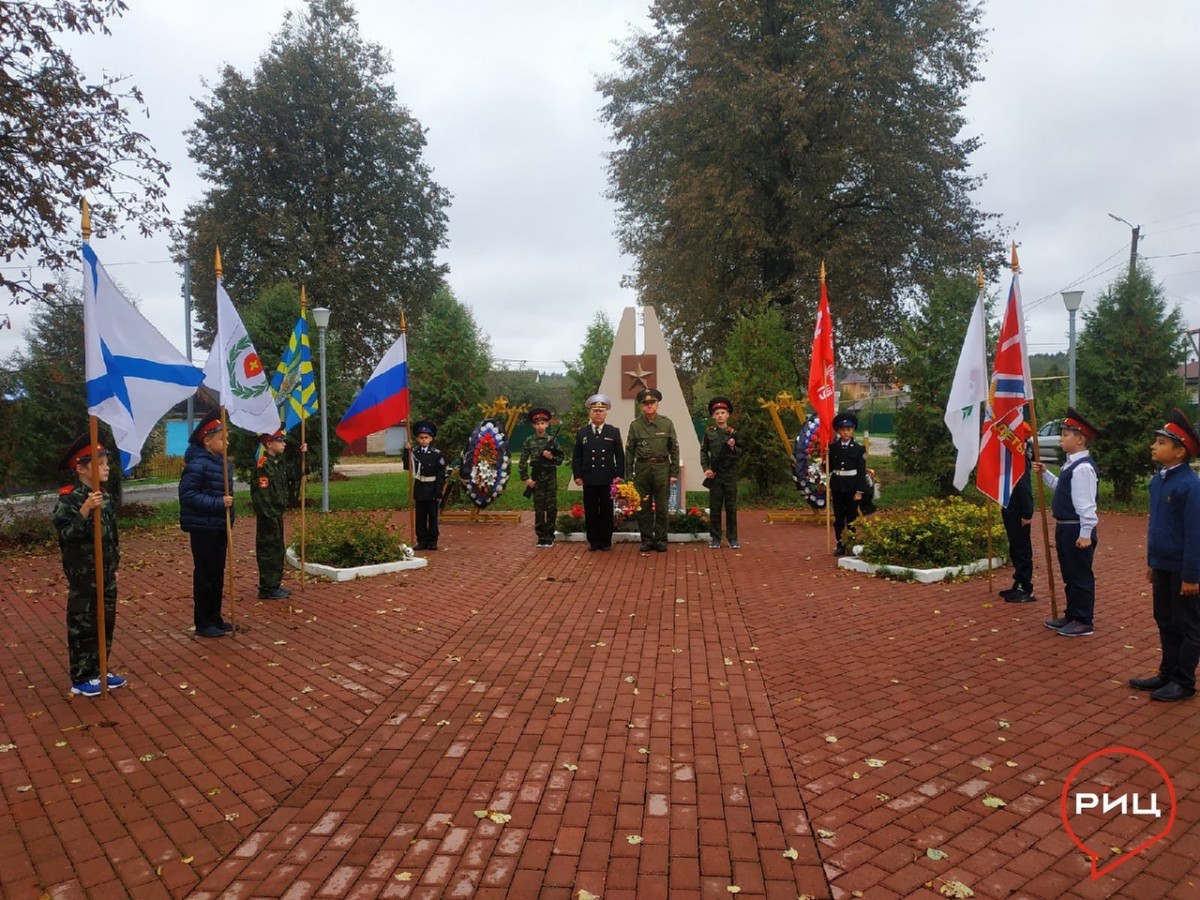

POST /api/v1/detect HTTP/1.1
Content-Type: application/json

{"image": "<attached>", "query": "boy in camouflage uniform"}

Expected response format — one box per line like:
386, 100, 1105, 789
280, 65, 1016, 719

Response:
520, 407, 564, 547
252, 429, 292, 600
53, 434, 126, 697
701, 396, 740, 549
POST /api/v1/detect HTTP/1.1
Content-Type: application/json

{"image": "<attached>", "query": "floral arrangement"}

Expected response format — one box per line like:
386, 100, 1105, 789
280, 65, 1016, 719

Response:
464, 419, 510, 508
847, 496, 1007, 570
611, 479, 643, 526
556, 503, 587, 534
793, 415, 827, 509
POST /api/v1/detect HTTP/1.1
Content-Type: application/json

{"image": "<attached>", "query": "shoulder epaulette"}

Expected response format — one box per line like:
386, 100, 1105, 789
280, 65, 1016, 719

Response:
59, 484, 75, 496
257, 456, 268, 469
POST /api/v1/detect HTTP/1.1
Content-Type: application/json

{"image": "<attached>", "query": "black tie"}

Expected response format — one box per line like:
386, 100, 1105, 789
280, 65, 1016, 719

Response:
594, 427, 601, 437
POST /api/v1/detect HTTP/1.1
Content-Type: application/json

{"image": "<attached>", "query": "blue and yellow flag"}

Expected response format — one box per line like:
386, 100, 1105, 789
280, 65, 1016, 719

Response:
271, 316, 318, 432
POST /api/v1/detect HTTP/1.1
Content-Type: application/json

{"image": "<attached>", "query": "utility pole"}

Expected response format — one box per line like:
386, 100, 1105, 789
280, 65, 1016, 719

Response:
1108, 213, 1140, 278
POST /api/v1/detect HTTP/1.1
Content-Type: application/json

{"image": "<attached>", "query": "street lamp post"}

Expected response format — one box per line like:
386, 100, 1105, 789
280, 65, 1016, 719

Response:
311, 307, 332, 512
1061, 290, 1084, 408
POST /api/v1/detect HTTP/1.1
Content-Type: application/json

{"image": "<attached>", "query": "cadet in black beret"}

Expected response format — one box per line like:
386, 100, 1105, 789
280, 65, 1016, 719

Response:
520, 408, 564, 546
1130, 409, 1200, 700
828, 412, 868, 556
52, 434, 125, 696
410, 420, 446, 550
701, 397, 740, 548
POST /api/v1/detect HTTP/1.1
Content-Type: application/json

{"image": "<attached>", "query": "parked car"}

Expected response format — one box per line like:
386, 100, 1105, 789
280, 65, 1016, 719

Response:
1037, 419, 1064, 463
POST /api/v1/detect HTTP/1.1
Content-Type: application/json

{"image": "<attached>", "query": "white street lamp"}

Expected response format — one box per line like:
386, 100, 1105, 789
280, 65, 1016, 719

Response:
311, 306, 332, 512
1061, 290, 1084, 408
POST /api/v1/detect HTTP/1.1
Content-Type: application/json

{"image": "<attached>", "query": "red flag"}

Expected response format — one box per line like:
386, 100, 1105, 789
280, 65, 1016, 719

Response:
807, 262, 836, 451
977, 249, 1033, 505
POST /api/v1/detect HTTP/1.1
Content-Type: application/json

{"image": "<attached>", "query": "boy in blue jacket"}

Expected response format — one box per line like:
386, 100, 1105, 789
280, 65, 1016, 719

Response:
179, 410, 235, 638
1129, 409, 1200, 701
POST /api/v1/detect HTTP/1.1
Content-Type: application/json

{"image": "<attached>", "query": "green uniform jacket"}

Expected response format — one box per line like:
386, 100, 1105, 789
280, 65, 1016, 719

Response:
251, 453, 289, 518
519, 434, 564, 482
625, 414, 680, 481
53, 482, 120, 590
700, 425, 740, 475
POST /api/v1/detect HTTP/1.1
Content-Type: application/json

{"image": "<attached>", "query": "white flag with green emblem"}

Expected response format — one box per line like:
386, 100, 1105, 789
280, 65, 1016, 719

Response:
943, 287, 988, 491
202, 280, 282, 436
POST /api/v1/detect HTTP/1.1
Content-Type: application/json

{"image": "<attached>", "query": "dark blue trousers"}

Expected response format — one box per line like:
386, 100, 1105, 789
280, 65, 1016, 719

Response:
1151, 568, 1200, 691
1055, 523, 1096, 625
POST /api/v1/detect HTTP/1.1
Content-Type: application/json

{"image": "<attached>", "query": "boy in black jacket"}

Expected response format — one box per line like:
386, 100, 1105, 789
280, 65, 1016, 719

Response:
179, 410, 235, 638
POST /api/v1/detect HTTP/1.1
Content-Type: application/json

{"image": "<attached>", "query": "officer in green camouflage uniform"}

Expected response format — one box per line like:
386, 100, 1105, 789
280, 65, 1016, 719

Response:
252, 429, 292, 600
520, 407, 564, 547
701, 396, 741, 549
626, 387, 680, 552
53, 434, 125, 697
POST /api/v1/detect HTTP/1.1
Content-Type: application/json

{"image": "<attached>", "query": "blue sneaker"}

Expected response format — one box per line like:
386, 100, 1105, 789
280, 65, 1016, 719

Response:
71, 679, 102, 697
196, 625, 227, 638
106, 673, 127, 689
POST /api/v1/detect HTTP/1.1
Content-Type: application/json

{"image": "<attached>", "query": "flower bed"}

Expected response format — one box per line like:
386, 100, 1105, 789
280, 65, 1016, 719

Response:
837, 553, 1005, 583
285, 546, 426, 581
556, 500, 710, 540
847, 496, 1006, 569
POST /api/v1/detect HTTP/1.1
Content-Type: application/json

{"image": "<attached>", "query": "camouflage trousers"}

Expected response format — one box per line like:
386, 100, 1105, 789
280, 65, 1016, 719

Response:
708, 472, 738, 542
256, 513, 285, 592
531, 476, 558, 543
635, 462, 671, 544
66, 581, 117, 684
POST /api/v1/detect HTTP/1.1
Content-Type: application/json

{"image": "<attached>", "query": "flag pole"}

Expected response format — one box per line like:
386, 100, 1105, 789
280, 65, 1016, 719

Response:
82, 199, 110, 696
1011, 243, 1060, 620
979, 267, 994, 594
299, 287, 308, 608
821, 262, 832, 553
402, 310, 416, 545
215, 247, 237, 638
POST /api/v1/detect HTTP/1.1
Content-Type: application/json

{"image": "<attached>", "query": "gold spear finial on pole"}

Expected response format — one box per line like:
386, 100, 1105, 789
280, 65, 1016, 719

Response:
1011, 241, 1020, 274
82, 198, 92, 242
214, 246, 223, 279
977, 266, 984, 291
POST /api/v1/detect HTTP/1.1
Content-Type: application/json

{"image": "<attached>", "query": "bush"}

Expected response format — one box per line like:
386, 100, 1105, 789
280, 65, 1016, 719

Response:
303, 513, 409, 568
668, 507, 709, 534
847, 496, 1006, 569
0, 506, 56, 555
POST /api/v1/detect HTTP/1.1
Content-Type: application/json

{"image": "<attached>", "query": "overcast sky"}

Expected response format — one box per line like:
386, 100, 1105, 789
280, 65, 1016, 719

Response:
4, 0, 1199, 371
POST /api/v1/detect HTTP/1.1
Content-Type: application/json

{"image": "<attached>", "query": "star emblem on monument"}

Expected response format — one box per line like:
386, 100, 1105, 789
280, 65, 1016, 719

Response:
624, 360, 654, 392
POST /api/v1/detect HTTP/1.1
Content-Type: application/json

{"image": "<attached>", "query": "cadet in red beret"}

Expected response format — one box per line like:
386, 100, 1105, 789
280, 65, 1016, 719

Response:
1129, 409, 1200, 701
252, 429, 294, 600
1033, 406, 1102, 637
701, 397, 740, 548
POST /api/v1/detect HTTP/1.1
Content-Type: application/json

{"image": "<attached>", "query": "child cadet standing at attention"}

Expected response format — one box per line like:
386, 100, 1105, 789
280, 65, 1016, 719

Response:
701, 396, 740, 549
827, 412, 869, 556
179, 410, 236, 638
410, 420, 447, 551
251, 429, 299, 600
53, 434, 126, 697
1033, 407, 1101, 637
520, 407, 564, 547
1128, 409, 1200, 701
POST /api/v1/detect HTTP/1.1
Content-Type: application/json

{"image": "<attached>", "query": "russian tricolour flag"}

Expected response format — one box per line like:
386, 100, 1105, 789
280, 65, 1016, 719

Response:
336, 333, 410, 443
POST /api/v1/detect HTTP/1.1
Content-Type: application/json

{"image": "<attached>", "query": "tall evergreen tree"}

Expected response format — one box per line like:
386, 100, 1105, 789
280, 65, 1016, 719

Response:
599, 0, 1000, 369
564, 311, 616, 429
703, 307, 800, 493
176, 0, 450, 375
893, 274, 984, 495
407, 287, 491, 460
1076, 267, 1188, 502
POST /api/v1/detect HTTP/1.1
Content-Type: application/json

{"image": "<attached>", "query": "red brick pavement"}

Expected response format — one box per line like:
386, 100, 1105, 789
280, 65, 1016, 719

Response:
2, 510, 1199, 899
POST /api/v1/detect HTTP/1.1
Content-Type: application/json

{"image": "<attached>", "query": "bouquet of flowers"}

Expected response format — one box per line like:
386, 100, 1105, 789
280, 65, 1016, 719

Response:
611, 479, 643, 526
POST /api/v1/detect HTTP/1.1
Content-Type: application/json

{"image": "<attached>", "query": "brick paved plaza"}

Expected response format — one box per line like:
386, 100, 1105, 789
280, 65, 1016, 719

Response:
2, 509, 1199, 899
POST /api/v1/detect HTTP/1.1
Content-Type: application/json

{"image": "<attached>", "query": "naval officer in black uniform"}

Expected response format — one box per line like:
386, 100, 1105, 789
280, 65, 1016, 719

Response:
572, 394, 625, 551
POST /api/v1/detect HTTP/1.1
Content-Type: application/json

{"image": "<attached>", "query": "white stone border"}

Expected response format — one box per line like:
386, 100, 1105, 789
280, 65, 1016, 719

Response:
837, 553, 1006, 584
285, 547, 427, 582
555, 531, 708, 543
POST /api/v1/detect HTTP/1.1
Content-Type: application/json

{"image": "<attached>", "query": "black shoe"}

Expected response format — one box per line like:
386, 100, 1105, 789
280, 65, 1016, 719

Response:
999, 586, 1021, 599
587, 544, 599, 551
196, 625, 226, 638
640, 542, 654, 552
258, 588, 290, 600
1004, 589, 1038, 603
833, 543, 847, 557
1151, 681, 1196, 702
654, 542, 667, 552
1130, 674, 1170, 691
1044, 617, 1070, 631
427, 545, 438, 551
599, 545, 612, 551
414, 543, 427, 551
